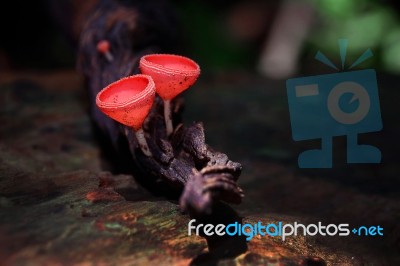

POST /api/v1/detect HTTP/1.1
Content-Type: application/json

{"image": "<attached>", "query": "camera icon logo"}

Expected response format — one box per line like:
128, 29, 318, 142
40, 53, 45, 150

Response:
327, 81, 370, 125
286, 41, 382, 168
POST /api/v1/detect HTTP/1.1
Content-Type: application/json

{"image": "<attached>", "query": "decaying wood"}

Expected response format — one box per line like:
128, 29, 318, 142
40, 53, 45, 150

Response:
78, 0, 243, 215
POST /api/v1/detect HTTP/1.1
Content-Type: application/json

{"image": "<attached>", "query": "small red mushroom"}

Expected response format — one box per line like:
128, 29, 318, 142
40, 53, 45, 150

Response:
139, 54, 200, 136
96, 74, 155, 156
97, 40, 114, 62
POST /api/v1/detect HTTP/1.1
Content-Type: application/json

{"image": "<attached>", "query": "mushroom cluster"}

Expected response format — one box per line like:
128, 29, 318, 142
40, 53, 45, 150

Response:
78, 0, 243, 216
96, 54, 200, 156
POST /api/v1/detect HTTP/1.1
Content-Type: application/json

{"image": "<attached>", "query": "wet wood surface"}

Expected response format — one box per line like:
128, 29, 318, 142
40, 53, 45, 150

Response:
0, 71, 399, 265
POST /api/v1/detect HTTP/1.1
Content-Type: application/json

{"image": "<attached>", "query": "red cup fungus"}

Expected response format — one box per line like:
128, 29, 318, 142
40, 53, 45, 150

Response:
97, 40, 114, 62
139, 54, 200, 136
96, 74, 155, 156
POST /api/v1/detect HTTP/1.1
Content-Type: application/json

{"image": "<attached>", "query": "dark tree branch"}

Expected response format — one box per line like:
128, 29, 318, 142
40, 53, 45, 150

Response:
78, 0, 243, 216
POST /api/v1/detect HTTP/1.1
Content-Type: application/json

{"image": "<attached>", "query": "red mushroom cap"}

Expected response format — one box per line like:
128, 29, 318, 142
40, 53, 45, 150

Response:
139, 54, 200, 100
96, 74, 155, 131
97, 40, 110, 54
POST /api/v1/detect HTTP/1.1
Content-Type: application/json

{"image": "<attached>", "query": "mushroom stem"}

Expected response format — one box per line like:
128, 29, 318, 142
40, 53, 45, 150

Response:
163, 99, 173, 136
135, 128, 152, 156
104, 51, 114, 62
96, 40, 114, 62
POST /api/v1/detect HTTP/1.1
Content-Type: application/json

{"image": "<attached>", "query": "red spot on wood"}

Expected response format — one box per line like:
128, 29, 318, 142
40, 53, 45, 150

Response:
86, 189, 123, 203
95, 220, 106, 231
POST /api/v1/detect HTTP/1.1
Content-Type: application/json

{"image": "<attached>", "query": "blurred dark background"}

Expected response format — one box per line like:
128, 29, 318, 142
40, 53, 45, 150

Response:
1, 0, 400, 76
